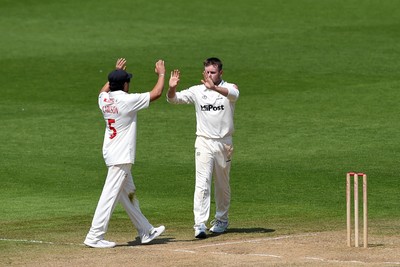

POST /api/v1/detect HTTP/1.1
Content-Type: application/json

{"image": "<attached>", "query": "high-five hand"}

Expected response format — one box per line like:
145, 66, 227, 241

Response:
155, 60, 166, 76
169, 69, 180, 89
116, 58, 127, 70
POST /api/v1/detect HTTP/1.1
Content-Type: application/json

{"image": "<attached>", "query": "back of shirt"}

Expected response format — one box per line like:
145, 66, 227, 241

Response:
98, 91, 150, 166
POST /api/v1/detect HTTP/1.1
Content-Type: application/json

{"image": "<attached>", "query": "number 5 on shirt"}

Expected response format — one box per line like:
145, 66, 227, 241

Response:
108, 119, 117, 139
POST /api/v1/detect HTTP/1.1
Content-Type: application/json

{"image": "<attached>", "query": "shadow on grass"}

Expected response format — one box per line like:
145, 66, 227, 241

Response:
118, 237, 174, 247
117, 228, 276, 246
206, 228, 276, 239
226, 228, 275, 234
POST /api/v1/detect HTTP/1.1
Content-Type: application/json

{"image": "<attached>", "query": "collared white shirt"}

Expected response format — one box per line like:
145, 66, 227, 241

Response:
168, 80, 239, 139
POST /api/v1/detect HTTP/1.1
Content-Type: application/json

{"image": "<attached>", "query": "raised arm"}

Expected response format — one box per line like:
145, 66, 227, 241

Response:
167, 69, 181, 99
149, 60, 166, 102
99, 82, 110, 93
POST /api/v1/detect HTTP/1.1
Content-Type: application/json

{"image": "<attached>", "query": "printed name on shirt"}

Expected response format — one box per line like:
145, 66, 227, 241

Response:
102, 105, 119, 114
201, 104, 225, 111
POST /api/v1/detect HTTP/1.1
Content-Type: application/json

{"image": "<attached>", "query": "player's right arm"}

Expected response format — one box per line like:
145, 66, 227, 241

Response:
99, 58, 126, 93
99, 82, 110, 93
167, 69, 180, 99
167, 71, 195, 104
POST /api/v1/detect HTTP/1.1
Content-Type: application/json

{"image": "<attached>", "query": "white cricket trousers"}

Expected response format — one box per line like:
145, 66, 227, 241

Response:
194, 136, 233, 226
85, 164, 152, 242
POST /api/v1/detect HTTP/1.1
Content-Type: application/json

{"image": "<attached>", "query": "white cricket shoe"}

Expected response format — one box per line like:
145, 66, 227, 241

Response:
84, 239, 116, 248
141, 225, 165, 244
194, 223, 207, 239
209, 219, 229, 233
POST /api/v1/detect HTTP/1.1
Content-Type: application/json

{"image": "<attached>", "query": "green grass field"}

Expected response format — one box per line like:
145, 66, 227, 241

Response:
1, 0, 399, 261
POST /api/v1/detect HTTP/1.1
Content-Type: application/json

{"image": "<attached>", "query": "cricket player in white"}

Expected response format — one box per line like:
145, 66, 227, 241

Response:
167, 58, 239, 238
84, 58, 166, 248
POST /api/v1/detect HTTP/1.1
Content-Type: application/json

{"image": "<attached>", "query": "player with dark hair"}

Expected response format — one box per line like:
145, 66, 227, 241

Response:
167, 57, 239, 238
84, 58, 166, 248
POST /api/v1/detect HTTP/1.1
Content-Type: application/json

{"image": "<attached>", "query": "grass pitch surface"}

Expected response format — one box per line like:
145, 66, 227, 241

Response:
1, 0, 399, 260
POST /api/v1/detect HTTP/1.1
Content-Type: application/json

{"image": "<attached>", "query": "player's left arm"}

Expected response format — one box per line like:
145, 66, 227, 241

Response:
212, 84, 239, 101
201, 71, 239, 101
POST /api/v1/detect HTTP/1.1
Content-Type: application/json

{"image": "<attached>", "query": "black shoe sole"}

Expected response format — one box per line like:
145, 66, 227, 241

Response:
195, 232, 207, 239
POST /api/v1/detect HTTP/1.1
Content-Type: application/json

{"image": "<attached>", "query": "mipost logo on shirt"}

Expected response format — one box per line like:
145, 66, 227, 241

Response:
200, 104, 225, 111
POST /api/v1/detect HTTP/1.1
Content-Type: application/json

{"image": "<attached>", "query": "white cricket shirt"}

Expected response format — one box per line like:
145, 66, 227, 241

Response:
98, 91, 150, 166
167, 80, 239, 139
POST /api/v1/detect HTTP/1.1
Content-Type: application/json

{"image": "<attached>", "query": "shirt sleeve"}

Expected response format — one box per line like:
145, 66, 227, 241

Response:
226, 85, 239, 102
125, 92, 150, 111
167, 88, 196, 104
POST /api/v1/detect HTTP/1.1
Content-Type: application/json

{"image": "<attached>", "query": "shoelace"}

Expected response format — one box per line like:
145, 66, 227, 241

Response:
210, 219, 224, 227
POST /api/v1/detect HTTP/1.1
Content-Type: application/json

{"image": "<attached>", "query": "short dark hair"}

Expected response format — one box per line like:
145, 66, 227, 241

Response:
203, 57, 223, 71
109, 82, 125, 92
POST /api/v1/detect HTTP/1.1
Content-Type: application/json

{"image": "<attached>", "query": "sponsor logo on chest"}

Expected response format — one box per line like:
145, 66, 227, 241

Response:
201, 104, 225, 111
